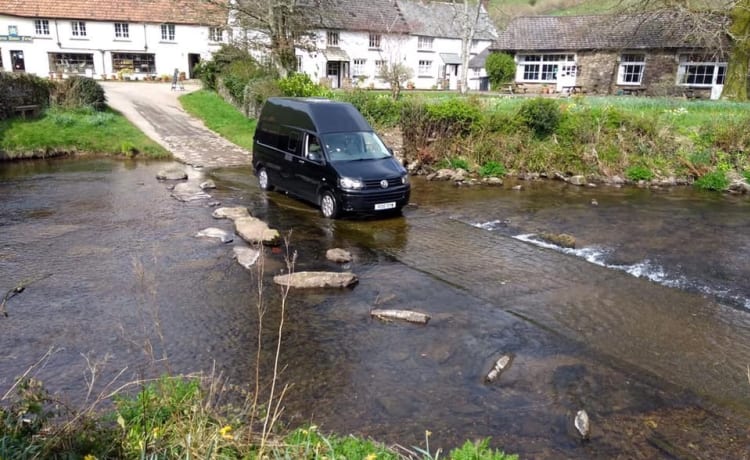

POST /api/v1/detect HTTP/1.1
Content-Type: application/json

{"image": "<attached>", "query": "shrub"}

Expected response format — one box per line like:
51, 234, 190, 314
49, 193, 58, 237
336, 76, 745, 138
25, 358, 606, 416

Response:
336, 89, 402, 127
695, 170, 729, 191
221, 58, 267, 103
517, 98, 561, 138
449, 438, 518, 460
244, 77, 281, 117
278, 72, 332, 98
193, 59, 218, 90
479, 160, 507, 177
625, 164, 654, 182
744, 170, 750, 183
0, 71, 52, 119
54, 76, 106, 111
425, 97, 482, 137
485, 53, 516, 87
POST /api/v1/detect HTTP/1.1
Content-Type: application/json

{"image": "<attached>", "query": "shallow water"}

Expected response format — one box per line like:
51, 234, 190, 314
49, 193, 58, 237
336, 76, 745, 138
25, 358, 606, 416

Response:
1, 159, 749, 457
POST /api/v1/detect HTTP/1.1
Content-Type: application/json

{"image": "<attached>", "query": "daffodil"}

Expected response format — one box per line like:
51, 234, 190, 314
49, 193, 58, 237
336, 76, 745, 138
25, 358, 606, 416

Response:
364, 454, 377, 460
83, 455, 98, 460
219, 425, 234, 440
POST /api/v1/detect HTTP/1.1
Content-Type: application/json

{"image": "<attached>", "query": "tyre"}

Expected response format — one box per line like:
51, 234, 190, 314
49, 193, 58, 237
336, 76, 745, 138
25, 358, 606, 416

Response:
320, 191, 339, 219
257, 167, 274, 191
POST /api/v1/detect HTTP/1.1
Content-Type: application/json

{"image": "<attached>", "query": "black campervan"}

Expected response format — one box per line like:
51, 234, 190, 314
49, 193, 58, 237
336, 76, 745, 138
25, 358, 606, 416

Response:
252, 97, 410, 218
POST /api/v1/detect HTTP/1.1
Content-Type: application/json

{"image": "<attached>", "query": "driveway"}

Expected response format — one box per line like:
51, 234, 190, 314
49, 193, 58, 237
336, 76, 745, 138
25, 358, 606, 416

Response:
102, 81, 252, 168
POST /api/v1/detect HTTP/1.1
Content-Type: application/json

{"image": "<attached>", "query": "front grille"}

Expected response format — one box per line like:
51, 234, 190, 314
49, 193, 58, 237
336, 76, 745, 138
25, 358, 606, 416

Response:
363, 177, 402, 190
361, 190, 407, 204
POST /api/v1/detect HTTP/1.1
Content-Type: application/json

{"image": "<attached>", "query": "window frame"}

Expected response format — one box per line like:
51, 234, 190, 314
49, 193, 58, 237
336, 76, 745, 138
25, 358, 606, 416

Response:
209, 27, 223, 42
352, 58, 366, 76
114, 22, 130, 39
34, 19, 50, 36
326, 30, 339, 46
517, 53, 574, 82
112, 52, 156, 74
48, 52, 94, 74
71, 21, 87, 37
417, 36, 434, 51
161, 23, 176, 41
677, 54, 726, 87
369, 33, 381, 49
617, 53, 645, 85
418, 59, 432, 76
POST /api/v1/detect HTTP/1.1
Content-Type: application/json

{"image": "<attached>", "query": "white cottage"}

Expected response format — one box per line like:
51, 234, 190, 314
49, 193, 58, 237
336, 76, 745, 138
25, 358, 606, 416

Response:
0, 0, 228, 80
295, 0, 497, 91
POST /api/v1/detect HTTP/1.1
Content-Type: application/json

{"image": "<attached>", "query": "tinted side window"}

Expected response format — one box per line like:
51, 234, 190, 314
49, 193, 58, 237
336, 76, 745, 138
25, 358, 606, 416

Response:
256, 122, 280, 148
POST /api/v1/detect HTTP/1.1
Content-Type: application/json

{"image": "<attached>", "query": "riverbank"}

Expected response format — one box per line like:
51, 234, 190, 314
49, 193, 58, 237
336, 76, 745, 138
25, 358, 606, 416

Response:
0, 107, 169, 160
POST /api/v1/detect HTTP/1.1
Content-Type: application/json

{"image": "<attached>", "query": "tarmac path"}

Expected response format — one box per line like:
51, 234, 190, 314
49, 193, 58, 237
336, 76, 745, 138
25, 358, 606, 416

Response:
102, 81, 252, 168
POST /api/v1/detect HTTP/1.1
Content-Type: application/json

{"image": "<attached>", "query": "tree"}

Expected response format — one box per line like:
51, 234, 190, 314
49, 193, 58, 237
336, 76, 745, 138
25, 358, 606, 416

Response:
378, 62, 413, 99
485, 52, 516, 88
618, 0, 750, 101
449, 0, 496, 94
198, 0, 312, 77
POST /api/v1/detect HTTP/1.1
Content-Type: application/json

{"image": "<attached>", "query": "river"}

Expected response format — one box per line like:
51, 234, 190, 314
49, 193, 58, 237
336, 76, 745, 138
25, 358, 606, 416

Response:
1, 158, 748, 457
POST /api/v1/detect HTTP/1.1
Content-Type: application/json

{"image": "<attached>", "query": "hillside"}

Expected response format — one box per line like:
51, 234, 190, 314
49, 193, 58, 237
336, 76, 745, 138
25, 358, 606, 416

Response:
488, 0, 625, 27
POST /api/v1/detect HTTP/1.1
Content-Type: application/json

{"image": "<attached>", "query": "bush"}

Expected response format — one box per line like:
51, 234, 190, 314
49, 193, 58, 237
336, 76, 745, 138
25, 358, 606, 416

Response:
517, 98, 561, 138
193, 59, 218, 90
244, 77, 282, 117
744, 170, 750, 183
485, 53, 516, 87
695, 170, 729, 191
54, 76, 106, 111
449, 438, 518, 460
479, 160, 507, 177
0, 71, 51, 120
278, 73, 332, 98
425, 97, 482, 136
221, 58, 267, 104
625, 165, 654, 182
336, 89, 402, 127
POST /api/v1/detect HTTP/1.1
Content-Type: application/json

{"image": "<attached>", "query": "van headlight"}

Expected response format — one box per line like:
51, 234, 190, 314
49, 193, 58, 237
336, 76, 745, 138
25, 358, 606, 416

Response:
339, 177, 363, 190
401, 174, 410, 185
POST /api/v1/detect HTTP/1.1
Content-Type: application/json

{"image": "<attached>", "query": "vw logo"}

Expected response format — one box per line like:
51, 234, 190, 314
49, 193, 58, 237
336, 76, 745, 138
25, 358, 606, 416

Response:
380, 180, 389, 189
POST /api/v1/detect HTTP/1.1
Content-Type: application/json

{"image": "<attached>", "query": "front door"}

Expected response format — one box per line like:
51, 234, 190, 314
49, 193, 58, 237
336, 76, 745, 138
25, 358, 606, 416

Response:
556, 64, 577, 93
188, 53, 201, 79
327, 61, 340, 88
10, 50, 25, 72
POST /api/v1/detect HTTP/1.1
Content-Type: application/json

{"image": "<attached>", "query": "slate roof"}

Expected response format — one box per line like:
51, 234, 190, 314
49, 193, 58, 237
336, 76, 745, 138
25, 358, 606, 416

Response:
305, 0, 410, 34
397, 0, 497, 40
493, 12, 713, 51
0, 0, 227, 25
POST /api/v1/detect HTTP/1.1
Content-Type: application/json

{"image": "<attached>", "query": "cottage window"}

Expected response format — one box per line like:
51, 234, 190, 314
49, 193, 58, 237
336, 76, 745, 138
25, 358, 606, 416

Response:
418, 59, 432, 76
418, 36, 434, 50
71, 21, 87, 37
677, 55, 726, 87
48, 52, 94, 74
296, 55, 302, 71
35, 20, 50, 36
327, 31, 339, 46
8, 25, 18, 36
369, 33, 381, 49
353, 59, 366, 76
161, 24, 176, 41
209, 27, 223, 42
114, 23, 129, 39
518, 53, 574, 82
375, 60, 386, 72
618, 53, 645, 85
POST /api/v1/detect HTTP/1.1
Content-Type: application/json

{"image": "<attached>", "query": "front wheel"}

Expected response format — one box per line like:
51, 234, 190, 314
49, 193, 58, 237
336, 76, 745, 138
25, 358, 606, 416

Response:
320, 191, 339, 219
257, 167, 274, 191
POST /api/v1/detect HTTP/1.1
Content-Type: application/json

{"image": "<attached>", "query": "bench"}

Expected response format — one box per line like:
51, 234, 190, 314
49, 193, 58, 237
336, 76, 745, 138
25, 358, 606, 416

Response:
13, 104, 41, 119
561, 85, 583, 95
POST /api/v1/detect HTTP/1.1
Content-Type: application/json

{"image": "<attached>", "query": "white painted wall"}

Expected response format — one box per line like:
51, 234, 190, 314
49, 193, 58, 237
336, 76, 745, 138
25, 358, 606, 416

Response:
0, 15, 224, 79
294, 29, 492, 91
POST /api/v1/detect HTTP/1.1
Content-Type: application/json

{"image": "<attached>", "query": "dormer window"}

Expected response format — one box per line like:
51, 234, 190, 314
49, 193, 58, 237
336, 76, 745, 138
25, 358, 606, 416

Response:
327, 30, 339, 46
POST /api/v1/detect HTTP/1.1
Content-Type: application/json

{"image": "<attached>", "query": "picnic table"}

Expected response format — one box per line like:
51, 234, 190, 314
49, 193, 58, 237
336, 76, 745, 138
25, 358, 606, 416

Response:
561, 85, 583, 94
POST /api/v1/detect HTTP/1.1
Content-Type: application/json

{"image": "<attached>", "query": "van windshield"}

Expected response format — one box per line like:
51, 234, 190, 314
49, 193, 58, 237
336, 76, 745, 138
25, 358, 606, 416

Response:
323, 132, 392, 162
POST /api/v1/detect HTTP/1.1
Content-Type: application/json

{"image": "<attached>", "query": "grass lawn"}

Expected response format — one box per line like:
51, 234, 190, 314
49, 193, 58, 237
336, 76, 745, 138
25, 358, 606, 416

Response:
179, 90, 257, 150
0, 107, 169, 159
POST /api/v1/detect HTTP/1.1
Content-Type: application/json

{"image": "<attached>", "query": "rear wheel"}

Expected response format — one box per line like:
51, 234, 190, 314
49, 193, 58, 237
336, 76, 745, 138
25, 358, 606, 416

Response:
257, 167, 273, 191
320, 191, 338, 219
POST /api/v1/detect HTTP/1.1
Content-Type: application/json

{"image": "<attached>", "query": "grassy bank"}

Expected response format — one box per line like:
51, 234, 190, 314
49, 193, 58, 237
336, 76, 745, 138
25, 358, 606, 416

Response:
0, 107, 169, 160
180, 90, 257, 150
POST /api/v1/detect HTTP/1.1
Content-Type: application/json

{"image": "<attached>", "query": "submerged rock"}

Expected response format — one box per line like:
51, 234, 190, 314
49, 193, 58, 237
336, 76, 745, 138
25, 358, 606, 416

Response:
370, 309, 430, 325
485, 354, 513, 383
273, 271, 358, 288
483, 177, 504, 186
195, 227, 233, 243
156, 167, 188, 180
568, 175, 586, 186
574, 409, 591, 440
234, 217, 280, 245
233, 246, 260, 269
539, 232, 576, 249
326, 248, 353, 263
171, 182, 211, 202
200, 180, 216, 190
212, 206, 251, 221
